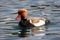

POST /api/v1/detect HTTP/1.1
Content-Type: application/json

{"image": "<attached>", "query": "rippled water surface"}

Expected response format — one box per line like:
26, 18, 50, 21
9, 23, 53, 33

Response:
0, 0, 60, 40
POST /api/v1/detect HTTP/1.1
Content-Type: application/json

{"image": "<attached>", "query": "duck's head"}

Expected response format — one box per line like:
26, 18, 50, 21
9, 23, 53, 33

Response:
16, 9, 28, 20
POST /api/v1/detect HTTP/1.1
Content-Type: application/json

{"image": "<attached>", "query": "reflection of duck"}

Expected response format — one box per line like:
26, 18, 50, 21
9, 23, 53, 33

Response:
16, 9, 50, 37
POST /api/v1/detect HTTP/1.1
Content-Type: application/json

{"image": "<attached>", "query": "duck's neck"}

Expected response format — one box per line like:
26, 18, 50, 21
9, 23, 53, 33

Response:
21, 16, 27, 21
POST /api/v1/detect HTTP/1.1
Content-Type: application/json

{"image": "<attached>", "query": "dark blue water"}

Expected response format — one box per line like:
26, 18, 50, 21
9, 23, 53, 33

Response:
0, 0, 60, 40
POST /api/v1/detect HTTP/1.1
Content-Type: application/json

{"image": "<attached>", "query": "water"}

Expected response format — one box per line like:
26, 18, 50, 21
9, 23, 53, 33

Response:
0, 0, 60, 40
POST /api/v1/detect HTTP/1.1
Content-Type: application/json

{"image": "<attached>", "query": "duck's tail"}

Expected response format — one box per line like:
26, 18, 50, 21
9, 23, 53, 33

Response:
45, 19, 50, 25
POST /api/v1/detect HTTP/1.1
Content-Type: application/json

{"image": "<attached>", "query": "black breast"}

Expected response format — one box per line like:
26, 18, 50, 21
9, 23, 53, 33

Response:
19, 19, 35, 29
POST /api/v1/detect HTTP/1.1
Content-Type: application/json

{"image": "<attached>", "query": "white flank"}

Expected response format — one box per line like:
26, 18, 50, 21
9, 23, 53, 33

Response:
30, 20, 45, 26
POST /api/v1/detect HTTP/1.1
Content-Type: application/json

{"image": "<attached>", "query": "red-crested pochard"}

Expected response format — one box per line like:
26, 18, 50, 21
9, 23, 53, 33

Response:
16, 8, 50, 37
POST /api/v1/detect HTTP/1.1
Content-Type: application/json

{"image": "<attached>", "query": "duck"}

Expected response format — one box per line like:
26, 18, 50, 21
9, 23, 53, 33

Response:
16, 8, 50, 37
